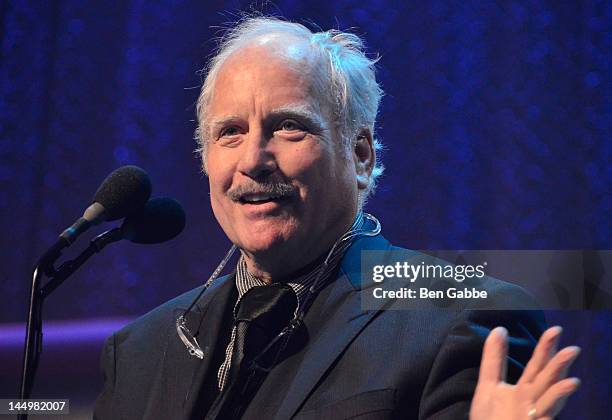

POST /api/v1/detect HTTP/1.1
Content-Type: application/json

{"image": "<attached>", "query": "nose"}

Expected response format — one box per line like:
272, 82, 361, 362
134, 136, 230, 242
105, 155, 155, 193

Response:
236, 129, 277, 179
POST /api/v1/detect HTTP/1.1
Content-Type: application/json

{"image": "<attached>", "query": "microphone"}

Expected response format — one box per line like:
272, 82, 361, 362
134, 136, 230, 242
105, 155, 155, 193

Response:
58, 165, 152, 246
121, 197, 186, 244
38, 197, 185, 297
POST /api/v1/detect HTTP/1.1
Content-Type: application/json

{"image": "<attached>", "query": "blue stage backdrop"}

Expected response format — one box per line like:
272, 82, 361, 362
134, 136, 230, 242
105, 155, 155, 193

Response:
0, 1, 610, 418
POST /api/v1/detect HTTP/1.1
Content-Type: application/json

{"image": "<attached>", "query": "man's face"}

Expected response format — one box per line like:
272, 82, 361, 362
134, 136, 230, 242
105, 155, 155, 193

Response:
204, 44, 359, 277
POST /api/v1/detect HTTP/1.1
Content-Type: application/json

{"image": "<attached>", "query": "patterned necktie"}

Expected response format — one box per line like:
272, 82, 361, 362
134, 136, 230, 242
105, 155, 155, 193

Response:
206, 283, 297, 419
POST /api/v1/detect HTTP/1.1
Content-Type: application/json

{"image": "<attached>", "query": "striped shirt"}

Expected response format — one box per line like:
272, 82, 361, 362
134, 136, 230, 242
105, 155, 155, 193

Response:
217, 212, 365, 390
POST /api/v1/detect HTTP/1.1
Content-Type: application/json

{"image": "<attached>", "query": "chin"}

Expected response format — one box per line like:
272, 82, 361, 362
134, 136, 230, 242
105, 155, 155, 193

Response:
237, 223, 298, 255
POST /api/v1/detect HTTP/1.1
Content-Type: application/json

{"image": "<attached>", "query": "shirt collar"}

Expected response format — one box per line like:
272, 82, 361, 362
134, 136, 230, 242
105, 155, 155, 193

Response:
234, 211, 365, 311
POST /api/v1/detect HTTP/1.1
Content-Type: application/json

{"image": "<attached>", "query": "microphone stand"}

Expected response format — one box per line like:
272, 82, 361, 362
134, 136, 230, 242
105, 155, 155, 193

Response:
18, 228, 123, 420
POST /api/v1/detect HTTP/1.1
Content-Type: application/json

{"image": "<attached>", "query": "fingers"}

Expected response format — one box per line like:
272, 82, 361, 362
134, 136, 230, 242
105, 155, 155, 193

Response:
478, 326, 508, 384
518, 326, 563, 385
536, 377, 581, 418
532, 346, 581, 399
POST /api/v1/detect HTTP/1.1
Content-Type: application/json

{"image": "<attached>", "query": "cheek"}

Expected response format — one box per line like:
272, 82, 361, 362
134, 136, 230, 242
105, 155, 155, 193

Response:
208, 178, 225, 221
311, 151, 357, 203
206, 152, 236, 225
281, 142, 328, 177
281, 149, 325, 201
206, 150, 233, 192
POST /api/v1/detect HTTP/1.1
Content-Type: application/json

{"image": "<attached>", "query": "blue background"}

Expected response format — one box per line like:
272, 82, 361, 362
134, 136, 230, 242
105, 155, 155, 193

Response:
0, 0, 610, 418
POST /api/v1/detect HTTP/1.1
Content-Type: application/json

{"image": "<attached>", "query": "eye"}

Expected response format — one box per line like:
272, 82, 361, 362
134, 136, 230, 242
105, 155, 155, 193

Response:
219, 126, 241, 137
277, 119, 304, 132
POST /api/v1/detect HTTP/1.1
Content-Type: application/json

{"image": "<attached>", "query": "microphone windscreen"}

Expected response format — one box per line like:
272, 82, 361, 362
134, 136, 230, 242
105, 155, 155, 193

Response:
121, 197, 186, 244
93, 166, 152, 221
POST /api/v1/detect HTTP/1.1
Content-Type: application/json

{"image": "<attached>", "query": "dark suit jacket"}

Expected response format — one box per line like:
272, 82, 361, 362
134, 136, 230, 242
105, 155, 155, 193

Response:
94, 233, 545, 419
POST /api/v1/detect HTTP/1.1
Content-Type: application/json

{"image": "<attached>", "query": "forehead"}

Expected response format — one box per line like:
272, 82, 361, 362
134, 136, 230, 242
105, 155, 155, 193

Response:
208, 43, 324, 115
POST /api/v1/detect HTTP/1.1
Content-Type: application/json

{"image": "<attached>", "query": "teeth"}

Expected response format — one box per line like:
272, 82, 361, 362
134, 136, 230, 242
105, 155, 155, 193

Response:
242, 193, 280, 203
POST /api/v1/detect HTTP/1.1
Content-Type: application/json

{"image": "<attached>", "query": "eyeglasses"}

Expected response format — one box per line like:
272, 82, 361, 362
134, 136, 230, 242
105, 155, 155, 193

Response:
176, 213, 382, 364
176, 243, 237, 359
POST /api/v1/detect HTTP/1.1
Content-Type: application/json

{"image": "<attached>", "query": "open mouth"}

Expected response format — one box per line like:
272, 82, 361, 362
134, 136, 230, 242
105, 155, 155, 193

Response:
238, 193, 290, 205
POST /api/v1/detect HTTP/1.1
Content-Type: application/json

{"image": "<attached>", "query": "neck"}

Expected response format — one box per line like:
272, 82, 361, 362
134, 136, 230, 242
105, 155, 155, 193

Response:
240, 247, 330, 284
240, 211, 361, 283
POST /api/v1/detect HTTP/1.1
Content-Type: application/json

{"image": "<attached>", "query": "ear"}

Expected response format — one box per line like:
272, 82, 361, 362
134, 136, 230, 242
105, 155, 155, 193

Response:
353, 128, 374, 190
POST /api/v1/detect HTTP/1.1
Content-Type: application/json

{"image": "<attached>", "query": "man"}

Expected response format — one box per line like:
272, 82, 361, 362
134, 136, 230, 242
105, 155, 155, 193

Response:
94, 17, 580, 419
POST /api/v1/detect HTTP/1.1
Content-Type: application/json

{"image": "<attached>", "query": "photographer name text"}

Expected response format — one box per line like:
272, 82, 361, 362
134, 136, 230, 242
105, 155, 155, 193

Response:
370, 261, 489, 300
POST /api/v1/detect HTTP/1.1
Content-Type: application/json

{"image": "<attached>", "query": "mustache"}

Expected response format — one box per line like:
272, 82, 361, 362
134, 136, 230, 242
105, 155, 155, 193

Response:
227, 180, 298, 201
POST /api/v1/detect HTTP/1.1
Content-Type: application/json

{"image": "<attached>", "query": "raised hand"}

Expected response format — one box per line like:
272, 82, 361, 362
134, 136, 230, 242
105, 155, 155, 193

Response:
470, 326, 581, 420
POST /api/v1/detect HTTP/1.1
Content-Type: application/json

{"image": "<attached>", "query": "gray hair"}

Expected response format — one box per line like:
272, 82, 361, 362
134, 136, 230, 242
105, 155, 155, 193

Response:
195, 16, 384, 199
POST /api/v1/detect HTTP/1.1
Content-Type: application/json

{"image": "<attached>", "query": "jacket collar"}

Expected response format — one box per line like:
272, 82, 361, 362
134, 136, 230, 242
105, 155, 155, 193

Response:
148, 231, 395, 420
340, 230, 394, 290
142, 272, 236, 420
245, 232, 395, 419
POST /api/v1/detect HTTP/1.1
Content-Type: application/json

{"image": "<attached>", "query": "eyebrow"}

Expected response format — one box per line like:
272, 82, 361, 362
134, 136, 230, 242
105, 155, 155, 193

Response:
208, 104, 327, 134
209, 115, 243, 134
267, 104, 326, 129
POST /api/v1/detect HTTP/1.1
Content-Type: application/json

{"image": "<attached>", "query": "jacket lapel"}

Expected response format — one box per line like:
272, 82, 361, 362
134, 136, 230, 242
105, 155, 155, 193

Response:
142, 231, 394, 419
263, 233, 394, 419
142, 273, 236, 420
